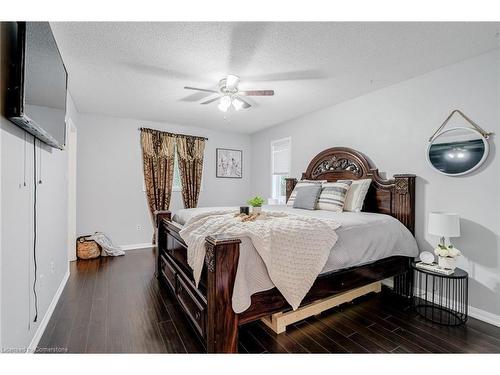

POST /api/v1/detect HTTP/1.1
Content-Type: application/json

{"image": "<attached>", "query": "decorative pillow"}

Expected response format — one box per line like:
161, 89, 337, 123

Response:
292, 185, 322, 210
338, 179, 371, 212
317, 181, 352, 212
287, 180, 326, 206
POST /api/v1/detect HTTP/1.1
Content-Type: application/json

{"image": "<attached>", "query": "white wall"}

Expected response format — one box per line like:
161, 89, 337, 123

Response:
0, 22, 78, 350
77, 114, 251, 247
251, 49, 500, 321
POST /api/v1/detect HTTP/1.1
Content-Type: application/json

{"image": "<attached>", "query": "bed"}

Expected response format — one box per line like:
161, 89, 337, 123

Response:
156, 147, 417, 353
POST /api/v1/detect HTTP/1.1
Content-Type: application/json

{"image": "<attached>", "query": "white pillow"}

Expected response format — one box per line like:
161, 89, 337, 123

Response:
287, 180, 326, 206
337, 179, 371, 212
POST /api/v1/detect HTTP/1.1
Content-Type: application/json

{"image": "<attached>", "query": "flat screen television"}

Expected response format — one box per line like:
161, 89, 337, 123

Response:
7, 22, 68, 150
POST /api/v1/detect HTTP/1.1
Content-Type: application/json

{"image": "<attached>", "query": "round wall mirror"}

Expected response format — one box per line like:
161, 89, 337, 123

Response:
427, 127, 489, 176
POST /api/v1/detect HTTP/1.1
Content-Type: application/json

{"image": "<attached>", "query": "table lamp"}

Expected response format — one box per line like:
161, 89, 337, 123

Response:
428, 212, 460, 247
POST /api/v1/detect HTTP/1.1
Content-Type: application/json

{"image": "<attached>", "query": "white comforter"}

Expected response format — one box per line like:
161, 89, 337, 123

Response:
179, 209, 340, 310
174, 205, 418, 313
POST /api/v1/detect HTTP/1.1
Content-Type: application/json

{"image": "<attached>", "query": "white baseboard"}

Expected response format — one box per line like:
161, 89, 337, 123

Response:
469, 306, 500, 328
120, 243, 154, 251
381, 277, 394, 288
27, 267, 70, 353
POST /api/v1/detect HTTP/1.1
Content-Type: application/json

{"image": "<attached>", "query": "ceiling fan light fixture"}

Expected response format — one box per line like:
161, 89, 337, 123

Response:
226, 74, 240, 90
232, 97, 244, 111
218, 95, 232, 112
185, 75, 273, 112
217, 102, 229, 112
220, 95, 231, 106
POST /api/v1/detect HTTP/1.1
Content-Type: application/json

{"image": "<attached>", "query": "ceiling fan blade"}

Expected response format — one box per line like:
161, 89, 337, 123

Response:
180, 91, 213, 102
184, 86, 219, 94
201, 96, 222, 105
239, 90, 274, 96
237, 97, 252, 109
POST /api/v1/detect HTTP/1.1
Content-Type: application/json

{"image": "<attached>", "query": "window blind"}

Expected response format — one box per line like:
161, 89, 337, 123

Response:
272, 138, 290, 175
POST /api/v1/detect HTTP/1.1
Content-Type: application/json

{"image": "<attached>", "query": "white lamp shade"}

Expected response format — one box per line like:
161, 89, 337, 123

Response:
428, 212, 460, 237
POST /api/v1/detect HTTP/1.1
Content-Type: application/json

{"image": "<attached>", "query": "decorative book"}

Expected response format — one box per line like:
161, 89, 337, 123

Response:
415, 261, 454, 275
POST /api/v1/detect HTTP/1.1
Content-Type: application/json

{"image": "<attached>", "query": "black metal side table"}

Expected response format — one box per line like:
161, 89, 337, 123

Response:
411, 262, 468, 326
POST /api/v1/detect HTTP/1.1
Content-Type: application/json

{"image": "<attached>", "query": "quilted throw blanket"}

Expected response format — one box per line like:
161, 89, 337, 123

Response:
179, 209, 340, 310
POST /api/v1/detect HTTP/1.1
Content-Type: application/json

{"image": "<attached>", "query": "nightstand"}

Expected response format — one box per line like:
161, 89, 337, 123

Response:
411, 262, 468, 326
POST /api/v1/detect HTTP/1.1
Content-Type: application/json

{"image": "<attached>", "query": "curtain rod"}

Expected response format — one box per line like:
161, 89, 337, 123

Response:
138, 127, 208, 141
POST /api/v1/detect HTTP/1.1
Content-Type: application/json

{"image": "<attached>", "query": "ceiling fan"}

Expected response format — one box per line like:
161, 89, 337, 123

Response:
184, 75, 274, 112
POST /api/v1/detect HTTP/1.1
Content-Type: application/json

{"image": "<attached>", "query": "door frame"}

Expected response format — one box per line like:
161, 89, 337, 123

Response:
67, 119, 77, 262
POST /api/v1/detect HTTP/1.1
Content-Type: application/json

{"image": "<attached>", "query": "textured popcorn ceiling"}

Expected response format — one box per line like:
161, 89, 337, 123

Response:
50, 22, 500, 133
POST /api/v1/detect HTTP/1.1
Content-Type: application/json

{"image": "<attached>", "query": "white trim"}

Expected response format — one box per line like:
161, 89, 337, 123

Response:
381, 277, 394, 288
469, 306, 500, 328
27, 268, 70, 353
270, 136, 292, 200
67, 119, 77, 262
120, 243, 154, 251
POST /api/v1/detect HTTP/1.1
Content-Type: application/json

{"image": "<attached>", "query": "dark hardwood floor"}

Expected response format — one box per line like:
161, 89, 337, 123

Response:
37, 249, 500, 353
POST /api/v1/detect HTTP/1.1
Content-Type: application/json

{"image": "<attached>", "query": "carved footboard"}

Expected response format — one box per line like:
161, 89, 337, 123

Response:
156, 211, 241, 353
205, 236, 240, 353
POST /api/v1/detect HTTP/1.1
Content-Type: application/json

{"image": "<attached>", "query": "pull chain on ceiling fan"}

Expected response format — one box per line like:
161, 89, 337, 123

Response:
184, 74, 275, 112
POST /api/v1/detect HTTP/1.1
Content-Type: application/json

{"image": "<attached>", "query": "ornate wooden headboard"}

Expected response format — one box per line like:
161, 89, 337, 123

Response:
285, 147, 416, 234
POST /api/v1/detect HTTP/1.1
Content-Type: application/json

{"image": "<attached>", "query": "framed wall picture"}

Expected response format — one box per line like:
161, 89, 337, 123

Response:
216, 148, 242, 178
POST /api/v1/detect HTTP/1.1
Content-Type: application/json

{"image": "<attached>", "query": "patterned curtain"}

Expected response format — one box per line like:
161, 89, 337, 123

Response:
140, 128, 176, 242
176, 136, 206, 208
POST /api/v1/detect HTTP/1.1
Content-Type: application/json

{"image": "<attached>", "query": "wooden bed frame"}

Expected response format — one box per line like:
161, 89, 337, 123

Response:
156, 147, 416, 353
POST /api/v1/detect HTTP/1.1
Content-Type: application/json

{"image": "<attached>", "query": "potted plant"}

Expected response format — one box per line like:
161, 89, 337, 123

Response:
434, 244, 461, 270
247, 196, 265, 214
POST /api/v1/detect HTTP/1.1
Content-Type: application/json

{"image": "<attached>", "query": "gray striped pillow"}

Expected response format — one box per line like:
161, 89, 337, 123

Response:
317, 181, 352, 212
287, 180, 326, 207
337, 179, 371, 212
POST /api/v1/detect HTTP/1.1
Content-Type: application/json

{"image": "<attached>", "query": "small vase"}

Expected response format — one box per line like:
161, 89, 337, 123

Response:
252, 206, 262, 214
438, 256, 456, 270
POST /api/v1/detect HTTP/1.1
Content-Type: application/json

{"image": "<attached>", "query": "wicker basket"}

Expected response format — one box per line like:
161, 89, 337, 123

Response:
77, 235, 101, 259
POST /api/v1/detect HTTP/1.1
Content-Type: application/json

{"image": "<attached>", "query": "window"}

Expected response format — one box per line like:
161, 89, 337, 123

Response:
172, 152, 181, 191
271, 137, 291, 204
171, 148, 204, 192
